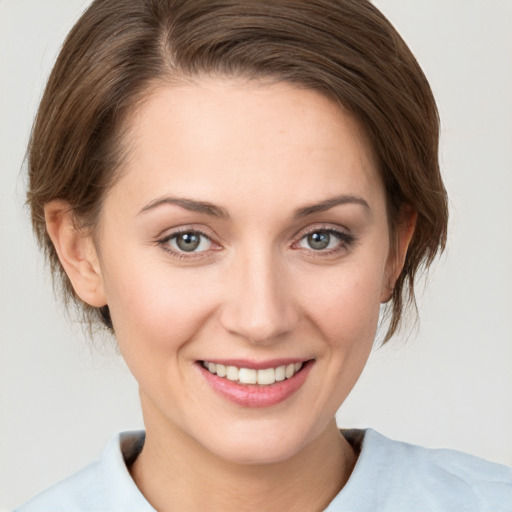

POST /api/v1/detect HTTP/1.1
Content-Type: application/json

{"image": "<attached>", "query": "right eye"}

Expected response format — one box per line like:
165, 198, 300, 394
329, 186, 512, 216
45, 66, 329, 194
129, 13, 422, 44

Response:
163, 231, 212, 253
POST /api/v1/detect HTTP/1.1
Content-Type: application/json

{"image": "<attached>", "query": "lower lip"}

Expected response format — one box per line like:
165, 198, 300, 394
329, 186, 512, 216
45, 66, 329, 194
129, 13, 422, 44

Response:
198, 361, 313, 408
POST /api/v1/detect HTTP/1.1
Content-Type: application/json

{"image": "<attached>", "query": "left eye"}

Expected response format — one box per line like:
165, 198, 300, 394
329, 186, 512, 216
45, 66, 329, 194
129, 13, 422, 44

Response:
298, 230, 342, 251
167, 231, 212, 252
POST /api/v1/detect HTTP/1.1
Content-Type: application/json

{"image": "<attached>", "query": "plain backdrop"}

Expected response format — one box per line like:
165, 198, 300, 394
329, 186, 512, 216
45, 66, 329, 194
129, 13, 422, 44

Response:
1, 0, 511, 509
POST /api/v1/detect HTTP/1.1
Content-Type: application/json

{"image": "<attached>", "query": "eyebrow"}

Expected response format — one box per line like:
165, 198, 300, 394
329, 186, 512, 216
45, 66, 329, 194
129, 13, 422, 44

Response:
138, 196, 230, 218
138, 194, 370, 219
293, 195, 370, 218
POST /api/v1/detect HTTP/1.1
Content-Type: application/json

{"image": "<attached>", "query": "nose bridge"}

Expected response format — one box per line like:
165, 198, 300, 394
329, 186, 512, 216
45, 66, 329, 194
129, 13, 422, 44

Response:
219, 244, 298, 344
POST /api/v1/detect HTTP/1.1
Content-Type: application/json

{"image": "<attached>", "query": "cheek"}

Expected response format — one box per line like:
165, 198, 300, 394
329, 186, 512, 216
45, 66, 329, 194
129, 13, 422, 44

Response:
298, 260, 385, 347
101, 255, 220, 355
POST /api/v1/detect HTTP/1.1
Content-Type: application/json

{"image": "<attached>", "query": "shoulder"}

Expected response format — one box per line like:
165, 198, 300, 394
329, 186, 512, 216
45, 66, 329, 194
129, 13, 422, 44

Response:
14, 432, 152, 512
370, 428, 512, 485
330, 429, 512, 512
13, 460, 103, 512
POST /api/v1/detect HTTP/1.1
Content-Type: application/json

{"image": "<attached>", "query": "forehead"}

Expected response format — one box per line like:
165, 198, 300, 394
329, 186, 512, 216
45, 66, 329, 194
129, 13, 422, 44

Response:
108, 78, 384, 218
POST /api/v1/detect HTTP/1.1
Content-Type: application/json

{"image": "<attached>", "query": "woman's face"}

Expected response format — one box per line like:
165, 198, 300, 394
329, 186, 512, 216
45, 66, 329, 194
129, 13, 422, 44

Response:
92, 78, 398, 464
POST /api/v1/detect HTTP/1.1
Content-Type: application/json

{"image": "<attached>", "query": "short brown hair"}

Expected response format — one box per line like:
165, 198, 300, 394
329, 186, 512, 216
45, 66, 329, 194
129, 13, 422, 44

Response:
27, 0, 448, 341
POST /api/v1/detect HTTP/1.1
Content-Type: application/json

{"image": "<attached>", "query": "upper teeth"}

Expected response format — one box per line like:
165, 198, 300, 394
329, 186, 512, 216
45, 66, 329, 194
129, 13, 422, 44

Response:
203, 362, 303, 386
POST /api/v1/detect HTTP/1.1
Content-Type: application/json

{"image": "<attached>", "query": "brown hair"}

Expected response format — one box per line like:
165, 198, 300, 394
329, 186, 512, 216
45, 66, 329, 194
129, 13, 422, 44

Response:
27, 0, 448, 341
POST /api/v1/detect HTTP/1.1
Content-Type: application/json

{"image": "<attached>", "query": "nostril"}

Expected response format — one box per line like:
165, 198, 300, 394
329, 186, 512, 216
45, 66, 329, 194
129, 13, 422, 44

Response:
219, 306, 300, 344
217, 263, 299, 343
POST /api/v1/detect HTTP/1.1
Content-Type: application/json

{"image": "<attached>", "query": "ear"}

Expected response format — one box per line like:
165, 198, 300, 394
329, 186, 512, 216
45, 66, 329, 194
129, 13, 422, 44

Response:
381, 206, 417, 303
44, 200, 107, 308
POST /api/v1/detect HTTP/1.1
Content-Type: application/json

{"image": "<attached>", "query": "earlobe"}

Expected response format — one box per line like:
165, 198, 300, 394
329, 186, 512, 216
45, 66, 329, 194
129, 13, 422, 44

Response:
381, 207, 417, 303
44, 200, 107, 308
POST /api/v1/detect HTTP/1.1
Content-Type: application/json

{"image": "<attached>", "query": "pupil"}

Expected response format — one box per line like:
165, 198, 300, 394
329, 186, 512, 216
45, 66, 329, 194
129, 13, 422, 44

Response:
308, 231, 330, 250
177, 232, 200, 252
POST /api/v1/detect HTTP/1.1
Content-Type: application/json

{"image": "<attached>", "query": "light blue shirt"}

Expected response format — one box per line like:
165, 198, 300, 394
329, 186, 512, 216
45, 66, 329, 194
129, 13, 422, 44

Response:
15, 429, 512, 511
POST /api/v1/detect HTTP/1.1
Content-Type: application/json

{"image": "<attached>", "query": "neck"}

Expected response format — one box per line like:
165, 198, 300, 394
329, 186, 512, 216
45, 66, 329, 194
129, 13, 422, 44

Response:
130, 414, 356, 512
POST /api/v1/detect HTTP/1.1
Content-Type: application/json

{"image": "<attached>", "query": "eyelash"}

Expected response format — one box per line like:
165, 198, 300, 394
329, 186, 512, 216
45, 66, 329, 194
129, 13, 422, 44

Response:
156, 226, 357, 260
294, 227, 357, 257
157, 228, 216, 261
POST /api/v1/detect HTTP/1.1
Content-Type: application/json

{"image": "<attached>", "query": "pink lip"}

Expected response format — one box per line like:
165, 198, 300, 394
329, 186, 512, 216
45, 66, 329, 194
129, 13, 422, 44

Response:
198, 359, 314, 408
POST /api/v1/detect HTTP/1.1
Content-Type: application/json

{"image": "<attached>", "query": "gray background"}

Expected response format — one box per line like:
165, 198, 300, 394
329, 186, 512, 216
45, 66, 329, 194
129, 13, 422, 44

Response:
1, 0, 511, 509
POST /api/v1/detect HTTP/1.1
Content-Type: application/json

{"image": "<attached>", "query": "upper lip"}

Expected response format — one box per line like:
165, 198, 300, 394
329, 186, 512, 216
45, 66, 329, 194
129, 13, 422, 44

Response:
198, 358, 312, 370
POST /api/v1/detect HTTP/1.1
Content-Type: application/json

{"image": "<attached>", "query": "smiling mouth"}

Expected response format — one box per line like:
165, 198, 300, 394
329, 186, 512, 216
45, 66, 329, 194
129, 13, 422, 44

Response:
201, 361, 307, 386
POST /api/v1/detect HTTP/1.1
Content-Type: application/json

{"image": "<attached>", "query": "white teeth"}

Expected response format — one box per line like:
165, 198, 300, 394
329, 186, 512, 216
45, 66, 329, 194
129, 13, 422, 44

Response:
202, 361, 305, 386
226, 365, 239, 381
275, 365, 286, 382
257, 368, 276, 385
238, 368, 257, 384
216, 363, 226, 378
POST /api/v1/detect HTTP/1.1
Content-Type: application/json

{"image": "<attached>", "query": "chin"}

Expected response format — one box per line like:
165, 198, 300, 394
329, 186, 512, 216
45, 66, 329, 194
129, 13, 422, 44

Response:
196, 420, 317, 466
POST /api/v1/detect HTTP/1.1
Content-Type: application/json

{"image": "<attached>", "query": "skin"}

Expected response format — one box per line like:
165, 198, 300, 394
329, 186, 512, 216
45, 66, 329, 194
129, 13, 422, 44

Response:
45, 78, 415, 511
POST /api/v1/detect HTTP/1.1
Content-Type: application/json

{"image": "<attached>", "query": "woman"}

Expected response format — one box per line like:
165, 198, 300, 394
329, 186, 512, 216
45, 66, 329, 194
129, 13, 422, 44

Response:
13, 0, 512, 510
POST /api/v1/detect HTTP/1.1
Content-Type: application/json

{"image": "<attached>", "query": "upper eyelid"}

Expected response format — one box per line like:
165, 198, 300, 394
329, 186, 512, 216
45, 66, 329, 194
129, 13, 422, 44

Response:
293, 223, 352, 240
164, 230, 211, 243
160, 227, 209, 239
300, 226, 347, 235
157, 225, 216, 243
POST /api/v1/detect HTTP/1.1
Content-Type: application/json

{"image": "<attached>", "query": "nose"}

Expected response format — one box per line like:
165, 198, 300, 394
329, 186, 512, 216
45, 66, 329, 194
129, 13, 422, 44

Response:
218, 249, 299, 344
